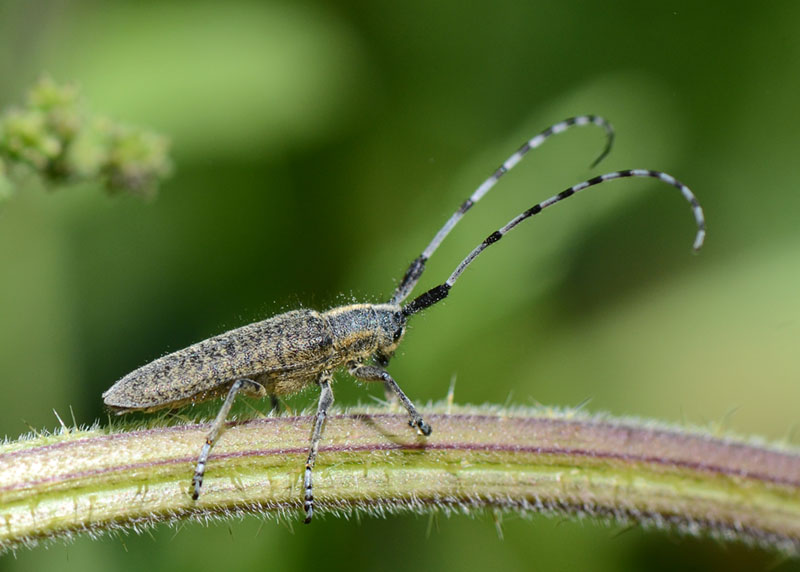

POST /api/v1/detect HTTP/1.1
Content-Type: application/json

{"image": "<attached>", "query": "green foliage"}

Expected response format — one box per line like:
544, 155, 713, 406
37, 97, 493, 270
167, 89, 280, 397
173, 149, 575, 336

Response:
0, 77, 171, 199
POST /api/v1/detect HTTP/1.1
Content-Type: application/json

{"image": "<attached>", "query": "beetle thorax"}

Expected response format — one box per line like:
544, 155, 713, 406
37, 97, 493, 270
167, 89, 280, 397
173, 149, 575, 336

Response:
322, 303, 406, 363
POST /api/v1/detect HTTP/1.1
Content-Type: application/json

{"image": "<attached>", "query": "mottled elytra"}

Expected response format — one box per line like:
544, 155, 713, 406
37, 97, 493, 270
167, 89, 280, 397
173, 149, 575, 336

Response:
103, 116, 706, 523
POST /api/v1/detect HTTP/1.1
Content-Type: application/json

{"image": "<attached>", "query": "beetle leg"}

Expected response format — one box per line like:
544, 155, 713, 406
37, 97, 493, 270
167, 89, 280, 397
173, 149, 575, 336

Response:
348, 362, 431, 436
269, 395, 281, 412
191, 378, 265, 500
372, 352, 399, 406
304, 372, 334, 523
253, 373, 281, 413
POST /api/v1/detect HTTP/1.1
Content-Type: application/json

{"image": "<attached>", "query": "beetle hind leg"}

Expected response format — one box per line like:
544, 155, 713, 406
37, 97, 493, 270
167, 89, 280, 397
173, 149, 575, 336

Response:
191, 378, 265, 500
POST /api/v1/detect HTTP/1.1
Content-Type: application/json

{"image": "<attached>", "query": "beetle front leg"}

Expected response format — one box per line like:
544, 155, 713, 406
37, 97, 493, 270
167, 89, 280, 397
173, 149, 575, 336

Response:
348, 362, 431, 436
192, 378, 265, 500
373, 352, 399, 407
304, 372, 334, 524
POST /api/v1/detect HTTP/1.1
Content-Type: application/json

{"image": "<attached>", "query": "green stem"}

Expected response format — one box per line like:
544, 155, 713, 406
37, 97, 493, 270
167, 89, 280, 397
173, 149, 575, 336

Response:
0, 404, 798, 554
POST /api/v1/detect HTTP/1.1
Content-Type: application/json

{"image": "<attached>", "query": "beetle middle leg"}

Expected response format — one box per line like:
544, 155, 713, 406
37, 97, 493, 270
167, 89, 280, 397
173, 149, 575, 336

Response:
191, 378, 266, 500
304, 372, 334, 523
348, 361, 432, 436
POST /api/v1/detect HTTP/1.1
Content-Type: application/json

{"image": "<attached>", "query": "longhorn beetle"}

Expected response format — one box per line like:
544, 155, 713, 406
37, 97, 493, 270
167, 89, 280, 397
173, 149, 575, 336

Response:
103, 115, 706, 523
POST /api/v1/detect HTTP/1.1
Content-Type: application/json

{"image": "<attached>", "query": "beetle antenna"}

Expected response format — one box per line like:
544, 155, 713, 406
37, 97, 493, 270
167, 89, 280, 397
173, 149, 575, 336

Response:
390, 115, 615, 305
402, 169, 705, 317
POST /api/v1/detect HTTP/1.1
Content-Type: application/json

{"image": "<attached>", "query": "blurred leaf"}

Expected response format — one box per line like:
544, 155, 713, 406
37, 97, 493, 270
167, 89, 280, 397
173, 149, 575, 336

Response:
37, 2, 367, 158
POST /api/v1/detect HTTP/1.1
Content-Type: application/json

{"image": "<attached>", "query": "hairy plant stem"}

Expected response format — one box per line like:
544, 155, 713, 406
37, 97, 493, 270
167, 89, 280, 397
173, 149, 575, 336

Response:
0, 404, 798, 554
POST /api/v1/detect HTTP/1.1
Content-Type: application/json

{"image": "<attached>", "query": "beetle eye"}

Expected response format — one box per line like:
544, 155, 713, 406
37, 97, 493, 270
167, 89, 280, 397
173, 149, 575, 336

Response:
392, 327, 404, 342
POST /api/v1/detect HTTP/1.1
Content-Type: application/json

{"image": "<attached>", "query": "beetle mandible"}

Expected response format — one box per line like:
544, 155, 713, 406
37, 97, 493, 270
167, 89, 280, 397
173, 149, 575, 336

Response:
103, 115, 706, 523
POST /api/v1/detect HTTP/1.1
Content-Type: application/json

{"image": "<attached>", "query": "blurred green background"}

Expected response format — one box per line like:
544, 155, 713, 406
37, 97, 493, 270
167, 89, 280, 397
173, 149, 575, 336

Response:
1, 1, 800, 570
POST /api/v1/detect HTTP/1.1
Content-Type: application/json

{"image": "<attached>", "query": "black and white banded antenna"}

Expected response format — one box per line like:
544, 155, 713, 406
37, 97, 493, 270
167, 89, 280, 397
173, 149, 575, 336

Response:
402, 169, 705, 317
389, 115, 615, 305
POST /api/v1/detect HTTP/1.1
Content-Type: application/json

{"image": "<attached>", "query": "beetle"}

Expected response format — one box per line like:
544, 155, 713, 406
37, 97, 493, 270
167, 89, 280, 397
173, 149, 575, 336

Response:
102, 115, 705, 523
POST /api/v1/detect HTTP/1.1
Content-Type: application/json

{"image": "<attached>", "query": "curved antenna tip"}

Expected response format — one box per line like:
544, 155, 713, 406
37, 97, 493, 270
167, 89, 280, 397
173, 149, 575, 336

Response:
692, 229, 706, 252
589, 132, 615, 169
590, 146, 611, 169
